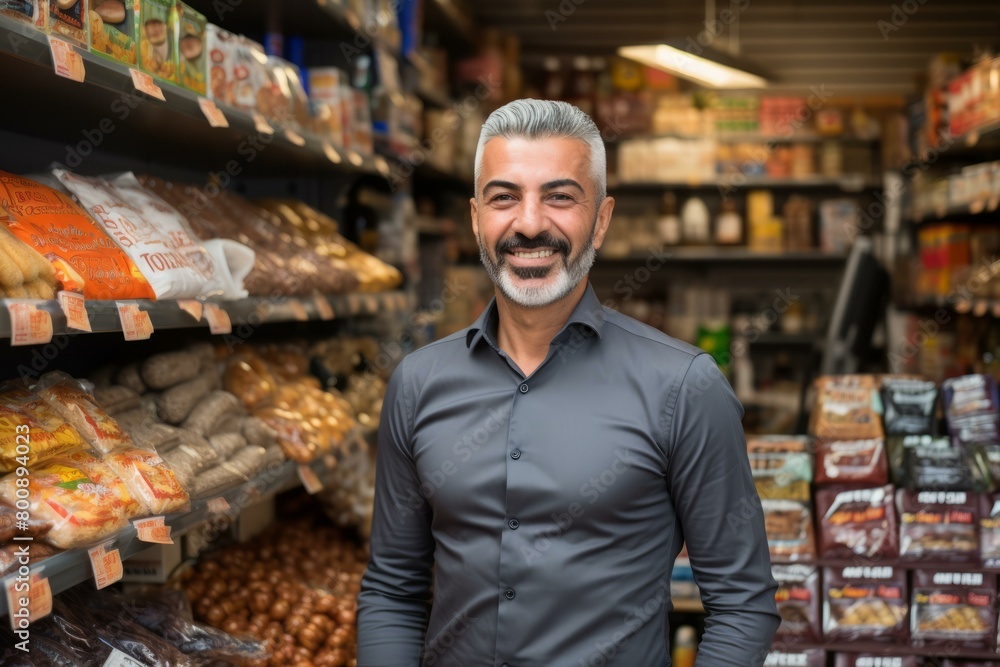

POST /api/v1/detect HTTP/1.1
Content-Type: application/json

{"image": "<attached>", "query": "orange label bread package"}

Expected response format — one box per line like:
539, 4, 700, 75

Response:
0, 383, 88, 473
0, 171, 155, 300
33, 371, 134, 454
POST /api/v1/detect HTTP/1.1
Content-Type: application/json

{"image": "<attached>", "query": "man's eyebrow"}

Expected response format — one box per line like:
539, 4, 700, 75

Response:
541, 179, 585, 193
482, 180, 521, 194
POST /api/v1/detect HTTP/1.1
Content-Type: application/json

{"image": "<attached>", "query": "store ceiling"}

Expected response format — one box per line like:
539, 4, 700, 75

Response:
469, 0, 1000, 98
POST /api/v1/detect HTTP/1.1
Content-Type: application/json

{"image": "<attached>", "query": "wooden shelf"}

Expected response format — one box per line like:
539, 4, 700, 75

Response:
609, 175, 881, 192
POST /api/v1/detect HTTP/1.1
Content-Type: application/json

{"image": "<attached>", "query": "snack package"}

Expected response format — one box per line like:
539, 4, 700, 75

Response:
762, 499, 817, 563
823, 565, 909, 642
898, 489, 979, 563
911, 569, 997, 649
881, 378, 938, 435
206, 23, 236, 104
970, 442, 1000, 492
764, 650, 825, 667
138, 0, 176, 82
834, 655, 918, 667
747, 435, 813, 501
47, 0, 86, 46
0, 383, 87, 472
59, 447, 144, 519
981, 493, 1000, 568
816, 484, 899, 560
815, 438, 889, 486
176, 2, 205, 94
104, 447, 189, 514
232, 36, 268, 112
0, 452, 134, 548
773, 564, 821, 642
53, 170, 213, 299
88, 0, 138, 65
903, 445, 974, 491
942, 374, 1000, 445
887, 434, 949, 487
0, 1, 41, 27
0, 171, 155, 300
33, 371, 133, 454
810, 375, 884, 440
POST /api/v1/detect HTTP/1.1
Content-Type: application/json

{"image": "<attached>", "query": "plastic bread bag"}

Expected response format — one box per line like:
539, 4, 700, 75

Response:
0, 170, 155, 300
58, 448, 145, 521
880, 378, 938, 436
103, 447, 191, 515
772, 564, 821, 642
809, 375, 884, 440
0, 215, 58, 299
114, 408, 182, 451
898, 489, 978, 563
911, 569, 996, 649
0, 452, 134, 549
160, 432, 220, 487
815, 438, 889, 486
0, 383, 88, 473
822, 565, 909, 642
0, 500, 51, 542
33, 371, 134, 454
816, 484, 899, 560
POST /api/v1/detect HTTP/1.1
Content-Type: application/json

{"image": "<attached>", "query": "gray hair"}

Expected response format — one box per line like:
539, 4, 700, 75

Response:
474, 99, 607, 202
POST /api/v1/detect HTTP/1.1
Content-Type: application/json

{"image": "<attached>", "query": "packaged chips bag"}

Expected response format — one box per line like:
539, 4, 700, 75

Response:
773, 564, 822, 642
898, 489, 978, 563
816, 484, 899, 560
823, 565, 909, 642
815, 438, 889, 486
911, 569, 996, 649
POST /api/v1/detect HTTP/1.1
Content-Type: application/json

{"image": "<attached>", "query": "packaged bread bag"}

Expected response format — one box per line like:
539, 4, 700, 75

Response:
53, 170, 213, 299
0, 383, 88, 473
0, 171, 155, 300
87, 0, 139, 66
34, 370, 134, 454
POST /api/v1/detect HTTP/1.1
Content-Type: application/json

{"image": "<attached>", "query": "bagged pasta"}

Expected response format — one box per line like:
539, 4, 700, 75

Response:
911, 570, 996, 649
52, 170, 213, 299
103, 447, 189, 515
0, 171, 155, 300
33, 371, 133, 454
0, 383, 87, 473
823, 565, 909, 642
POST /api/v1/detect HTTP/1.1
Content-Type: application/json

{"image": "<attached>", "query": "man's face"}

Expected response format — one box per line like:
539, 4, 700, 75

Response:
471, 136, 614, 308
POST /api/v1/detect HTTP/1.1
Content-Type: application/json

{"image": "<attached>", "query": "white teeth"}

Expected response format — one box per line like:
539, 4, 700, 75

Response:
513, 250, 555, 259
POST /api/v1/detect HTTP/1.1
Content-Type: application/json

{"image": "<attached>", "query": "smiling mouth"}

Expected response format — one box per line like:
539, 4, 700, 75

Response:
509, 249, 556, 260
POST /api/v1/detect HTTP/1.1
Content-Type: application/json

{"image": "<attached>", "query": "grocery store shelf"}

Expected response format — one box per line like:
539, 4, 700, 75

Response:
900, 295, 1000, 318
416, 85, 455, 110
0, 15, 380, 177
607, 132, 880, 146
598, 248, 848, 264
609, 174, 881, 192
0, 291, 410, 339
414, 161, 474, 191
422, 0, 476, 55
816, 557, 1000, 573
905, 198, 1000, 224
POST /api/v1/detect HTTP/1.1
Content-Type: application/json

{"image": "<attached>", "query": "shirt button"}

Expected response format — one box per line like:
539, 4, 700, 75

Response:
508, 519, 519, 530
510, 450, 521, 460
502, 664, 510, 667
519, 383, 529, 394
504, 588, 515, 600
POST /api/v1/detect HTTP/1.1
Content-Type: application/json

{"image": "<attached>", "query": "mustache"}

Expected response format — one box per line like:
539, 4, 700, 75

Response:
496, 233, 570, 256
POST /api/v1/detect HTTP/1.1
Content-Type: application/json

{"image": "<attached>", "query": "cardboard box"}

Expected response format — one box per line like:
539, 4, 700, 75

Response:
176, 1, 205, 94
138, 0, 176, 82
233, 495, 275, 543
122, 540, 182, 583
87, 0, 138, 66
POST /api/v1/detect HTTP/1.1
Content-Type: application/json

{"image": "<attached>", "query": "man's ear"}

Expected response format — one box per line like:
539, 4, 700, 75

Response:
591, 196, 615, 250
470, 196, 480, 245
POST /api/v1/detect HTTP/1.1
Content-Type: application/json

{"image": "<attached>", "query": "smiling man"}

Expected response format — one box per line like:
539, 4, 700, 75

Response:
357, 99, 779, 667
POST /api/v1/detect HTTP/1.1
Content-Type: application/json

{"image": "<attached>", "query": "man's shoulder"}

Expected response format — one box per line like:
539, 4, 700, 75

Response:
601, 307, 705, 360
396, 328, 473, 373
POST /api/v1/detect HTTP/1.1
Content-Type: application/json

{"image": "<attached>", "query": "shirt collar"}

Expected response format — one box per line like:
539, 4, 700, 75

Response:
465, 282, 606, 350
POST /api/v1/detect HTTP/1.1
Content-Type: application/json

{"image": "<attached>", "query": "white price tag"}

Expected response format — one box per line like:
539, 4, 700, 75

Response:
207, 497, 230, 513
116, 302, 153, 341
7, 301, 53, 346
289, 300, 309, 321
323, 142, 342, 163
129, 68, 165, 101
203, 303, 232, 334
88, 544, 123, 590
284, 128, 306, 146
48, 36, 85, 82
198, 97, 229, 128
58, 291, 91, 332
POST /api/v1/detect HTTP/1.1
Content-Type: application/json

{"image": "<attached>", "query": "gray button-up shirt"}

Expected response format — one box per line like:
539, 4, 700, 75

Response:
357, 283, 780, 667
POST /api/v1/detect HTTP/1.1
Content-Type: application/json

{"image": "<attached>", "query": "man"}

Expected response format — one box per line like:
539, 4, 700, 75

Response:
357, 99, 779, 666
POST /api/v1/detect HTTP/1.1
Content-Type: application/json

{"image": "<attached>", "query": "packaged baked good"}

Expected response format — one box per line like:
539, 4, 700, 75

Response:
0, 452, 135, 548
816, 484, 899, 560
898, 489, 978, 563
881, 378, 938, 435
887, 434, 949, 486
0, 501, 50, 542
823, 565, 908, 642
34, 371, 133, 454
0, 171, 155, 300
176, 2, 205, 94
762, 499, 816, 563
747, 435, 812, 501
981, 493, 1000, 568
87, 0, 137, 65
59, 447, 144, 520
773, 564, 821, 642
902, 445, 974, 491
943, 374, 1000, 446
911, 569, 996, 649
138, 0, 176, 82
103, 447, 189, 515
834, 654, 918, 667
206, 23, 236, 104
47, 0, 86, 46
764, 649, 825, 667
231, 35, 267, 112
815, 438, 889, 486
0, 383, 87, 473
810, 375, 884, 440
0, 1, 41, 27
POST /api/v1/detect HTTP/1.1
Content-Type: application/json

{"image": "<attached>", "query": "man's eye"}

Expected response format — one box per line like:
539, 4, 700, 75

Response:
548, 193, 574, 202
492, 194, 515, 202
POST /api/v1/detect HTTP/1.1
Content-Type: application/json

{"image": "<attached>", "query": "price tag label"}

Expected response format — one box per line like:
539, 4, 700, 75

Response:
88, 544, 123, 590
314, 296, 335, 320
252, 112, 274, 134
58, 291, 91, 332
177, 299, 203, 321
203, 303, 232, 334
48, 36, 85, 82
290, 300, 309, 321
297, 465, 323, 494
134, 516, 173, 544
8, 302, 53, 346
129, 68, 165, 101
284, 128, 306, 147
116, 302, 153, 341
103, 648, 146, 667
323, 142, 342, 163
198, 97, 229, 128
207, 497, 230, 514
5, 573, 52, 630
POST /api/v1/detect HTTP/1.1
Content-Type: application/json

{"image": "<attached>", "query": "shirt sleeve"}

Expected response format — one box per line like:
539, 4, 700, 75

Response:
665, 353, 781, 667
357, 359, 435, 666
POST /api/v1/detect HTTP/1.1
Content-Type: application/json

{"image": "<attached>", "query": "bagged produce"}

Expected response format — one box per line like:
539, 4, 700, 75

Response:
911, 570, 996, 650
33, 371, 133, 454
898, 489, 978, 563
823, 565, 909, 642
104, 447, 190, 514
0, 383, 87, 472
0, 171, 155, 300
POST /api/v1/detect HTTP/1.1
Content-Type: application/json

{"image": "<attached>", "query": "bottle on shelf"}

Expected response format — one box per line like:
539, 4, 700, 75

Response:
714, 198, 743, 245
681, 195, 711, 245
657, 192, 682, 246
671, 626, 697, 667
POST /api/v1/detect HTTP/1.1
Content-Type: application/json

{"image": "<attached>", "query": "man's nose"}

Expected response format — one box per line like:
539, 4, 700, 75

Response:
510, 198, 552, 239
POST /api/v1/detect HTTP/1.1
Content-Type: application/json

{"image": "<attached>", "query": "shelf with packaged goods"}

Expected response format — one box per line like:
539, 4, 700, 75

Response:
911, 117, 1000, 167
608, 175, 882, 193
787, 641, 1000, 661
813, 557, 1000, 573
596, 248, 848, 264
905, 198, 1000, 225
0, 15, 385, 178
415, 85, 456, 111
0, 291, 410, 340
0, 454, 342, 618
607, 133, 881, 146
900, 295, 1000, 318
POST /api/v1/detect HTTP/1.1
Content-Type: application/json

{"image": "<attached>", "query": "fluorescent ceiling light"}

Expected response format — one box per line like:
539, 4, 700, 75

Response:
618, 42, 768, 89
